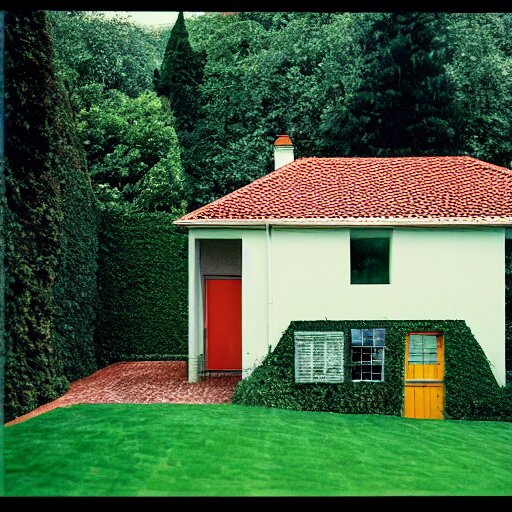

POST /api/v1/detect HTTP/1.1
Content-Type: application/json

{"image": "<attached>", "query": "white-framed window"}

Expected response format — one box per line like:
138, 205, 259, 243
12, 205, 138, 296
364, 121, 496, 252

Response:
351, 328, 386, 382
294, 331, 344, 383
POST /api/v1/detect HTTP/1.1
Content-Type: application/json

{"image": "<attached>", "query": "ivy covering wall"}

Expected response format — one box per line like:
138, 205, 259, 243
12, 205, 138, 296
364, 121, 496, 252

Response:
94, 208, 188, 365
233, 320, 512, 422
50, 71, 99, 385
4, 12, 99, 422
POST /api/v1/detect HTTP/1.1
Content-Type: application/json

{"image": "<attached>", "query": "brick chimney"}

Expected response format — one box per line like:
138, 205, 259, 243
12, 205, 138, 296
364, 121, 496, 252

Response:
274, 134, 294, 170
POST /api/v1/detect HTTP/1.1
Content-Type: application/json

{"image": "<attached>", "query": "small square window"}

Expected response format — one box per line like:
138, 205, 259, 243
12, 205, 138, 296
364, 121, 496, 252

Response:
350, 231, 390, 284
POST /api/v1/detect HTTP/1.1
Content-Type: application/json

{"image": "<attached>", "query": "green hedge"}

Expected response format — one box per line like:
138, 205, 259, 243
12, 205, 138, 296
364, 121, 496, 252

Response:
4, 12, 62, 420
94, 208, 188, 365
233, 320, 511, 421
4, 12, 99, 421
49, 52, 99, 385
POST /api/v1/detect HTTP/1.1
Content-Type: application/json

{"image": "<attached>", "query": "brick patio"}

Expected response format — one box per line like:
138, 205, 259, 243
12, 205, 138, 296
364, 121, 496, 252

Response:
6, 361, 242, 426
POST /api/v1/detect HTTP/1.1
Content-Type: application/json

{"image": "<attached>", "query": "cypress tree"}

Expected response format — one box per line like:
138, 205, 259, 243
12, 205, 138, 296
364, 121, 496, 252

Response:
155, 11, 202, 133
339, 13, 458, 156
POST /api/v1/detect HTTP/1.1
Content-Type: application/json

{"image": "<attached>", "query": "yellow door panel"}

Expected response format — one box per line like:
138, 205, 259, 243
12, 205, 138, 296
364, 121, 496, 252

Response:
404, 333, 444, 420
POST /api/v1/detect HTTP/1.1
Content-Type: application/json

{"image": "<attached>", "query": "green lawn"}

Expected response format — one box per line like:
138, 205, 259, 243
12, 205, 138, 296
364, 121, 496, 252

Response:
3, 404, 512, 496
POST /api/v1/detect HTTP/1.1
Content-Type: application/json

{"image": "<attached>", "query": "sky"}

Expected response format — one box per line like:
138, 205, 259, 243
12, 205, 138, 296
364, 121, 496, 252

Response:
99, 11, 204, 26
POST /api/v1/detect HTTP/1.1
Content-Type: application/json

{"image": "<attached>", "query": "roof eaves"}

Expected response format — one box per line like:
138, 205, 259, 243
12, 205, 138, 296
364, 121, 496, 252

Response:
174, 216, 512, 228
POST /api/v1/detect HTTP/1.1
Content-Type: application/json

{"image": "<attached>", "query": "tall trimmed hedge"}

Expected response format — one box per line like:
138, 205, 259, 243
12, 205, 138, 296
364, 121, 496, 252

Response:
4, 12, 99, 422
233, 320, 511, 421
95, 208, 188, 364
51, 108, 99, 383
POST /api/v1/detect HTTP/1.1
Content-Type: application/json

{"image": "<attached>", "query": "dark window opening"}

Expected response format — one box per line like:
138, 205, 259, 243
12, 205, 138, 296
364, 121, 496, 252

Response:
350, 236, 390, 284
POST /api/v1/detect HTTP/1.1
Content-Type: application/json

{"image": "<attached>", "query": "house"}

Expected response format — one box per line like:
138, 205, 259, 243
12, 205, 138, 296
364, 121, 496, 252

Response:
174, 136, 512, 415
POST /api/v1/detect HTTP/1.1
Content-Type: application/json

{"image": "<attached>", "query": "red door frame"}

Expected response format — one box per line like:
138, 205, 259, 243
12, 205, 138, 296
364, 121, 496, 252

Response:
204, 276, 242, 371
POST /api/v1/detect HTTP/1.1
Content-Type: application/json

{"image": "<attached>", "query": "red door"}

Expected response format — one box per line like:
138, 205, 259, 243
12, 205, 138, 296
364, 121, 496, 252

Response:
205, 278, 242, 371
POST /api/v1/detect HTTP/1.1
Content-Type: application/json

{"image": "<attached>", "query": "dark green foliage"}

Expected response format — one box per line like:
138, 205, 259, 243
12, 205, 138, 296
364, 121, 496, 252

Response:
186, 12, 359, 208
51, 95, 99, 383
233, 320, 510, 421
446, 13, 512, 168
4, 12, 68, 420
329, 13, 458, 157
47, 11, 161, 101
95, 208, 188, 365
155, 12, 204, 210
183, 12, 512, 210
4, 11, 100, 422
0, 10, 4, 427
350, 238, 390, 284
155, 11, 203, 133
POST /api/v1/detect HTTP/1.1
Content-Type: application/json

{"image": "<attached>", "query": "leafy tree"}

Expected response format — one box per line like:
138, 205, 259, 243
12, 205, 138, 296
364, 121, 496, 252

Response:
76, 89, 186, 215
47, 11, 161, 102
445, 13, 512, 168
154, 11, 203, 133
185, 12, 362, 207
332, 13, 459, 157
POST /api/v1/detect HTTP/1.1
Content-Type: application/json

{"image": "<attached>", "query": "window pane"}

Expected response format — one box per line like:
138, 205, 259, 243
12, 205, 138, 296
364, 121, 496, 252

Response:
350, 237, 390, 284
372, 348, 383, 363
371, 365, 382, 380
373, 328, 386, 346
362, 329, 374, 346
409, 334, 438, 364
351, 329, 362, 346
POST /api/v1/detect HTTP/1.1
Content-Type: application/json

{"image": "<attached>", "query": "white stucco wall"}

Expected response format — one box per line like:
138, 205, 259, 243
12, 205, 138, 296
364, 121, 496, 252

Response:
188, 226, 506, 385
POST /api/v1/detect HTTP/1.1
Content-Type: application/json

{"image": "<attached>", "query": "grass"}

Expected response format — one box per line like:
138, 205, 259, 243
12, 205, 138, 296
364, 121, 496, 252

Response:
4, 403, 512, 496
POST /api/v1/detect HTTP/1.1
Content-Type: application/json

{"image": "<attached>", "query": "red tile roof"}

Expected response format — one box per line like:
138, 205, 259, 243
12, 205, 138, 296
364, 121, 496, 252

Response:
176, 156, 512, 225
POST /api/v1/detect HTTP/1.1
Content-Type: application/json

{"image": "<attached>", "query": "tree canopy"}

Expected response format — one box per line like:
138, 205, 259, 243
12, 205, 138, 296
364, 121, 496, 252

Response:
48, 11, 512, 210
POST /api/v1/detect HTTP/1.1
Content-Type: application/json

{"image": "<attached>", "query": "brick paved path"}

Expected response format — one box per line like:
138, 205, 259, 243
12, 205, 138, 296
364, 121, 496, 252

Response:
6, 361, 242, 426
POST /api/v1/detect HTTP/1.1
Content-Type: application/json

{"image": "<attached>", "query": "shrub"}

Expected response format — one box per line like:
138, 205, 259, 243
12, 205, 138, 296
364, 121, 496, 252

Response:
94, 208, 188, 365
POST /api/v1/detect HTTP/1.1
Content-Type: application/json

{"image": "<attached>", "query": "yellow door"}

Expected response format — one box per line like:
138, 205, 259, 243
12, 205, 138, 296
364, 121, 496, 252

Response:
404, 333, 444, 419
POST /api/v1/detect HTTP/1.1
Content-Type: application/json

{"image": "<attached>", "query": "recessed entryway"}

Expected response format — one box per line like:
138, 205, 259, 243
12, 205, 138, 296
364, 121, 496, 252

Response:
200, 239, 242, 373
